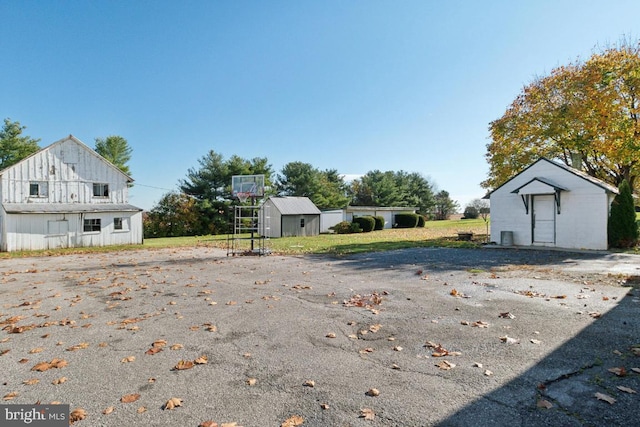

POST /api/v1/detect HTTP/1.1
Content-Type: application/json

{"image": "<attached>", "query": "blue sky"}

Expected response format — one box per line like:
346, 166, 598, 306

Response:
2, 1, 639, 211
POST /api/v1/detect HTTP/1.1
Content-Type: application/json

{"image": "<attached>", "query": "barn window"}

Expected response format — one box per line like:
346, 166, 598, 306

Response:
93, 183, 109, 197
83, 218, 101, 232
29, 182, 48, 197
300, 218, 305, 228
113, 217, 128, 231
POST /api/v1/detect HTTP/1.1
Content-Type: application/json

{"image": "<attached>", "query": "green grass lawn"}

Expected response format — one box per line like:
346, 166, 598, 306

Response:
0, 218, 490, 258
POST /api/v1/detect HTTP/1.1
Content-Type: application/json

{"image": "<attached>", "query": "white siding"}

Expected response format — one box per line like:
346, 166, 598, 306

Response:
0, 138, 129, 205
0, 136, 143, 251
489, 159, 613, 250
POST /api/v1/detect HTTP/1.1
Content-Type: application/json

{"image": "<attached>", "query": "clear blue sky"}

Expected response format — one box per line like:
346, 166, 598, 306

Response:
2, 1, 639, 211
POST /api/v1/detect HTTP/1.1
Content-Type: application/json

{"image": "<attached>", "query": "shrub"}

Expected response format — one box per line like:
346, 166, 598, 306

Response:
330, 221, 362, 234
373, 216, 385, 230
394, 213, 420, 228
352, 216, 376, 232
608, 179, 639, 248
417, 215, 426, 227
463, 206, 479, 219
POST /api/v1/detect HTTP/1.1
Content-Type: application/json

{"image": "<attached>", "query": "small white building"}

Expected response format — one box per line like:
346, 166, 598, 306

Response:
487, 158, 618, 250
261, 196, 321, 238
0, 135, 143, 251
346, 206, 419, 229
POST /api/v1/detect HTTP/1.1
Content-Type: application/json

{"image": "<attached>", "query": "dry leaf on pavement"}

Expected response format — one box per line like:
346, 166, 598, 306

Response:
595, 392, 616, 404
360, 408, 375, 420
163, 397, 183, 410
69, 408, 87, 424
281, 415, 304, 427
120, 393, 141, 403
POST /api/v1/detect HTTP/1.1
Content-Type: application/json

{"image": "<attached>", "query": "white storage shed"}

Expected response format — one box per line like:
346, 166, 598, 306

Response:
487, 158, 618, 250
260, 196, 321, 238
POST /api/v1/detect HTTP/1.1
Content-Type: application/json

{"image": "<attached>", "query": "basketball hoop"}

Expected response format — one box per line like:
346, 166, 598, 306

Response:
237, 192, 250, 203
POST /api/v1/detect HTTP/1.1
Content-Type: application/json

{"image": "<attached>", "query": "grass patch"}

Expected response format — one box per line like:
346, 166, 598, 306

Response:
0, 218, 489, 258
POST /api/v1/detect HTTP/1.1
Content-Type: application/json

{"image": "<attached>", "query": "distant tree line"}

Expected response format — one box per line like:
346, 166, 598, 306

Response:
144, 149, 461, 237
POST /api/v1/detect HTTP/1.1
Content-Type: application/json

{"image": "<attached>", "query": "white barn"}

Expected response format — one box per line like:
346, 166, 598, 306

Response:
488, 158, 618, 250
0, 135, 143, 251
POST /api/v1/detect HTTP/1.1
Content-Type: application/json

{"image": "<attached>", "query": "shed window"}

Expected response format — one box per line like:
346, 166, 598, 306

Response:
84, 218, 101, 232
93, 183, 109, 197
300, 218, 305, 228
29, 182, 48, 197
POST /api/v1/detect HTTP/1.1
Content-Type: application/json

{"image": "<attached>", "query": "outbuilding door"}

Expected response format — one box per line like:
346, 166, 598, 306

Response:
532, 195, 555, 244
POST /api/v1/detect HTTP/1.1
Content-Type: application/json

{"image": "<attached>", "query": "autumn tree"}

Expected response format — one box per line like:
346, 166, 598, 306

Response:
276, 162, 349, 209
143, 192, 200, 238
95, 135, 133, 176
484, 40, 640, 193
607, 180, 639, 248
0, 118, 40, 170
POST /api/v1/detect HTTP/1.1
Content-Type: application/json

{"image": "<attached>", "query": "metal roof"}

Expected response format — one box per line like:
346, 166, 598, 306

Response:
267, 197, 321, 215
3, 203, 143, 214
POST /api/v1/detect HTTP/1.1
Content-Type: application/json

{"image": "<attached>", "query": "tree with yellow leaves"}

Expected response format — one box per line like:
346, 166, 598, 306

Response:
483, 41, 640, 193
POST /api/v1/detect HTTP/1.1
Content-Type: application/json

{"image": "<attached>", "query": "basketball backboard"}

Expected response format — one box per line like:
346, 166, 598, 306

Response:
231, 175, 265, 199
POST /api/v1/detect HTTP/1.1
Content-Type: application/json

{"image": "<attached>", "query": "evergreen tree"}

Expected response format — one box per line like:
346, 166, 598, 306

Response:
607, 179, 639, 248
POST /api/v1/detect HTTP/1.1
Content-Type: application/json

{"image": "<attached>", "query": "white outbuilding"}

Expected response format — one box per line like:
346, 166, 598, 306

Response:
487, 158, 618, 250
0, 135, 143, 251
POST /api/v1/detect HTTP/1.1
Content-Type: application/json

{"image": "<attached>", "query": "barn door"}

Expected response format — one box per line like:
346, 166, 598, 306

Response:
47, 220, 69, 249
532, 195, 555, 244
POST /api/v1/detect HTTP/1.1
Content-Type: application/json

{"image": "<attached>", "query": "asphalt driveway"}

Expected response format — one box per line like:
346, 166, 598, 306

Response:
1, 247, 639, 426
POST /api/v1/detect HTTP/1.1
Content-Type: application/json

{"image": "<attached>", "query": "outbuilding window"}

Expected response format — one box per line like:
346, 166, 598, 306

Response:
93, 183, 109, 197
300, 218, 305, 228
84, 218, 101, 232
29, 182, 48, 197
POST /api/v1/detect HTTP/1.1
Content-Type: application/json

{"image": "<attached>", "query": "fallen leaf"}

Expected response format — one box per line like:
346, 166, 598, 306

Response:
632, 368, 640, 374
31, 361, 51, 372
103, 406, 115, 415
537, 399, 553, 409
200, 422, 219, 427
281, 415, 304, 427
163, 397, 183, 410
484, 369, 493, 376
500, 336, 519, 345
170, 343, 184, 350
360, 408, 375, 420
195, 355, 208, 364
246, 378, 257, 386
3, 391, 18, 400
29, 347, 45, 354
499, 312, 515, 319
145, 347, 162, 355
23, 378, 39, 385
366, 388, 380, 396
303, 380, 315, 387
393, 346, 403, 352
326, 332, 336, 338
52, 377, 67, 385
174, 360, 194, 370
137, 406, 147, 413
67, 342, 89, 351
530, 339, 542, 345
608, 367, 627, 377
436, 360, 456, 370
617, 385, 637, 394
595, 392, 616, 404
121, 356, 136, 363
320, 403, 330, 410
69, 408, 87, 424
473, 362, 483, 368
152, 339, 168, 348
120, 393, 141, 403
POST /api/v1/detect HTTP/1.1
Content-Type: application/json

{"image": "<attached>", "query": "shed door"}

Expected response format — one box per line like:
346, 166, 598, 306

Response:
532, 195, 555, 244
47, 220, 69, 249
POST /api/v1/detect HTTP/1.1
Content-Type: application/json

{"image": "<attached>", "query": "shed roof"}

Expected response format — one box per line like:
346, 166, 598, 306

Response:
3, 203, 142, 214
267, 197, 321, 215
511, 177, 569, 195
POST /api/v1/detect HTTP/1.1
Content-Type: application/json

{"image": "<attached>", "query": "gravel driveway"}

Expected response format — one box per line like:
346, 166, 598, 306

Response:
1, 246, 639, 426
